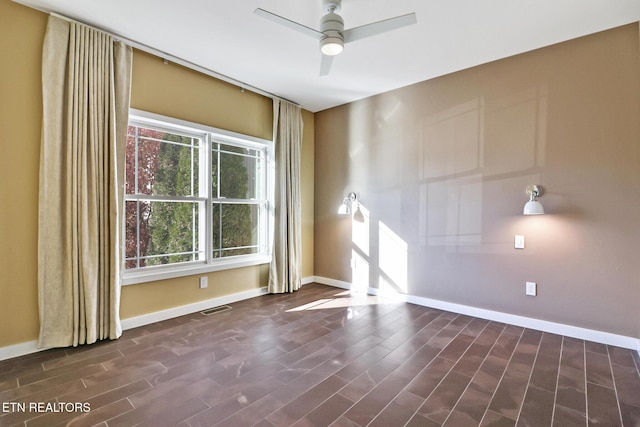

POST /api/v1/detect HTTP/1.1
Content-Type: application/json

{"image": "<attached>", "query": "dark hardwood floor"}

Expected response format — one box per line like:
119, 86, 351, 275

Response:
1, 283, 639, 426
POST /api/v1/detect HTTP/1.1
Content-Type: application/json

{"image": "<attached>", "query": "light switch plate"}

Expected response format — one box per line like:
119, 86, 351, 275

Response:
515, 235, 525, 249
526, 281, 537, 296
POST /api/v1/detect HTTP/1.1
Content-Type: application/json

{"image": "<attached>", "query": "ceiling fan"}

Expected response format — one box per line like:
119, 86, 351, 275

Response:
254, 0, 417, 75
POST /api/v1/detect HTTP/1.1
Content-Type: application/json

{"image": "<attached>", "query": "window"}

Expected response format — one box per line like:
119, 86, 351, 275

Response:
123, 110, 272, 285
211, 143, 265, 258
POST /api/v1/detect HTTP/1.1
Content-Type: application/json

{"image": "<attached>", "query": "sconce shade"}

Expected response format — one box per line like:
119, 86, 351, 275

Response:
523, 184, 544, 215
523, 200, 545, 215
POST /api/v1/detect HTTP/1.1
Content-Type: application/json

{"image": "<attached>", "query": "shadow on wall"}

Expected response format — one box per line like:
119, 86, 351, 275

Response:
419, 86, 546, 250
344, 85, 550, 297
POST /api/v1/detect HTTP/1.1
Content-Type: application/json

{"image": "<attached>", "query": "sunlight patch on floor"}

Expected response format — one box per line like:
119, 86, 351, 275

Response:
286, 290, 403, 312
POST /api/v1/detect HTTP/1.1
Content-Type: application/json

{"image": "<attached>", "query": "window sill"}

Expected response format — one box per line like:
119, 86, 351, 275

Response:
121, 255, 271, 286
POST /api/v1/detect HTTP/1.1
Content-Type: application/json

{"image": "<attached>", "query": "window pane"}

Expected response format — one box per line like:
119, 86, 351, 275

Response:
212, 203, 260, 257
155, 134, 200, 197
126, 200, 202, 268
211, 145, 218, 198
126, 126, 162, 195
222, 247, 259, 257
212, 203, 221, 257
218, 146, 261, 200
125, 200, 139, 268
124, 200, 154, 269
126, 125, 200, 197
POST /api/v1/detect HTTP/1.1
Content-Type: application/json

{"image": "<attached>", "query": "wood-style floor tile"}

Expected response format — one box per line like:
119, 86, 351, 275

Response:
0, 283, 638, 426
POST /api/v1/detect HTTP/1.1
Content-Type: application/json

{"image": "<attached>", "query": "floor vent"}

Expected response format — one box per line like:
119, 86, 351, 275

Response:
200, 305, 232, 316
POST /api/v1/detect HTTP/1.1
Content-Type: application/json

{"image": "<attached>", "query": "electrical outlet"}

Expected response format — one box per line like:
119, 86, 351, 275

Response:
199, 276, 208, 289
515, 235, 525, 249
526, 281, 537, 296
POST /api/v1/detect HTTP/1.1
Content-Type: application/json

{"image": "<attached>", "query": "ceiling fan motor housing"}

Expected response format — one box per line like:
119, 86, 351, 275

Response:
320, 11, 344, 55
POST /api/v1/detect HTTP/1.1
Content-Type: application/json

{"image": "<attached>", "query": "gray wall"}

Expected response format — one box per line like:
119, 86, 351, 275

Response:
314, 23, 640, 339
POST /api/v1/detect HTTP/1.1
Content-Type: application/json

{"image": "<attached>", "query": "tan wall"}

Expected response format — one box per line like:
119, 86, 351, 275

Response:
122, 51, 274, 320
315, 24, 640, 339
0, 0, 47, 348
0, 0, 315, 346
130, 51, 273, 141
301, 109, 315, 278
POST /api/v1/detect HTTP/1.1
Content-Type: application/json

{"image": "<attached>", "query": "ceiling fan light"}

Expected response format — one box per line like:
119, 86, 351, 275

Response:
320, 36, 344, 56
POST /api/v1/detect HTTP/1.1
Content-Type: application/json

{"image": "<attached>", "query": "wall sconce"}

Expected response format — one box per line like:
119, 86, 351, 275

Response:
523, 184, 545, 215
338, 192, 356, 215
338, 191, 365, 222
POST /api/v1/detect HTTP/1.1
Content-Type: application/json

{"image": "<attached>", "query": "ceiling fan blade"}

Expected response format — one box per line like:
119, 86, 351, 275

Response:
343, 13, 417, 44
320, 54, 334, 76
254, 8, 323, 39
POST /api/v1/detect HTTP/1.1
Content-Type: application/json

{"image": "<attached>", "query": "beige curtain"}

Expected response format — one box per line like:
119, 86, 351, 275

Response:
268, 99, 303, 293
38, 16, 132, 348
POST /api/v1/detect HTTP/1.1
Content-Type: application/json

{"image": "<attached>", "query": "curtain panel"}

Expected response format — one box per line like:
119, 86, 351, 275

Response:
268, 99, 303, 293
38, 16, 132, 348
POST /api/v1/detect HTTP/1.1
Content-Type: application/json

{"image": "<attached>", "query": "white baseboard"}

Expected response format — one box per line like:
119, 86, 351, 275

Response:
120, 286, 269, 330
0, 286, 270, 362
122, 279, 320, 331
305, 276, 351, 290
301, 276, 317, 286
4, 278, 638, 361
312, 276, 640, 354
0, 339, 39, 362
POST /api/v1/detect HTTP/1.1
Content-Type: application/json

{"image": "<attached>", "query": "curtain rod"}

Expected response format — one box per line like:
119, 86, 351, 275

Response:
49, 12, 299, 106
12, 0, 297, 106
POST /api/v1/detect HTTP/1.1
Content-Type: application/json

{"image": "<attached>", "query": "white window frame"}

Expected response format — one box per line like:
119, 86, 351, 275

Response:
122, 109, 273, 286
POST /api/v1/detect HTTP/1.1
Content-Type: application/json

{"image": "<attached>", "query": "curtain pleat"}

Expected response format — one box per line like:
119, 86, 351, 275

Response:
268, 99, 303, 294
38, 16, 132, 348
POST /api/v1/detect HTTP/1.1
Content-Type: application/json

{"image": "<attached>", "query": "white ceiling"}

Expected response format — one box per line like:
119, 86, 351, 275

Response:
15, 0, 640, 112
